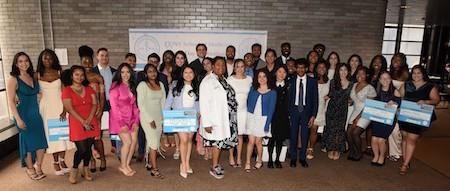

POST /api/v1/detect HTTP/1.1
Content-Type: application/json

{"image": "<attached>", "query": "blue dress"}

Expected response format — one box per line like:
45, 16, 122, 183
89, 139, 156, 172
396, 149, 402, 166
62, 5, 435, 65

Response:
15, 77, 48, 167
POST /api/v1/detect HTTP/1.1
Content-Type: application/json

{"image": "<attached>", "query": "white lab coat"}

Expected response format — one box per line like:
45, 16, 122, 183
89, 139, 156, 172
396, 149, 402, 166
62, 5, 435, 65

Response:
199, 73, 231, 141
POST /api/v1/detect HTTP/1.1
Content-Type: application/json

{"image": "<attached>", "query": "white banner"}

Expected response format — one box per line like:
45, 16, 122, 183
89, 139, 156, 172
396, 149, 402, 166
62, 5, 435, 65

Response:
129, 29, 267, 67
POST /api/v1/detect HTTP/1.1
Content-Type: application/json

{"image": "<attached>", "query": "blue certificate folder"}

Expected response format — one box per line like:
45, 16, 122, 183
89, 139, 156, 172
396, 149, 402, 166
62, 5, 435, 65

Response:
163, 109, 198, 133
398, 100, 434, 127
48, 119, 69, 141
362, 99, 398, 126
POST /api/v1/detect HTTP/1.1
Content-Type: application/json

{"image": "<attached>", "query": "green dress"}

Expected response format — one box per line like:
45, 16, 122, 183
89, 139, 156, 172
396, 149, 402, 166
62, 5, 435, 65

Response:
15, 77, 48, 167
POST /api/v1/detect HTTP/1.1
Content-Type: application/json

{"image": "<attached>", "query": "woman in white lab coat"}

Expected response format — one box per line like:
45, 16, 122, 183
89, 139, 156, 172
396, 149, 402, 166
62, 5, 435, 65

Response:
199, 56, 238, 179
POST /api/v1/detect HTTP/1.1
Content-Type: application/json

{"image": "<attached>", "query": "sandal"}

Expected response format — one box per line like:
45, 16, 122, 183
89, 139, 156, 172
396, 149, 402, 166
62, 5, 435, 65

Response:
53, 162, 65, 176
33, 163, 46, 179
59, 158, 70, 174
235, 161, 242, 168
150, 168, 164, 179
244, 163, 251, 173
118, 167, 134, 177
26, 168, 39, 180
399, 164, 409, 175
253, 161, 263, 169
100, 158, 107, 171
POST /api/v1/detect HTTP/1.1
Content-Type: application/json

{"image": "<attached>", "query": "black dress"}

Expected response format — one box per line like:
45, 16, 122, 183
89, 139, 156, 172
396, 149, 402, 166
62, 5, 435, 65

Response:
372, 90, 401, 139
399, 81, 436, 135
271, 84, 290, 140
322, 79, 353, 152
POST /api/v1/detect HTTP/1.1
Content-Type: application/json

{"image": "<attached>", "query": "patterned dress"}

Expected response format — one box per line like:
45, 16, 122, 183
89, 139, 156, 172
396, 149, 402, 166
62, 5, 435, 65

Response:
322, 79, 353, 152
203, 78, 238, 149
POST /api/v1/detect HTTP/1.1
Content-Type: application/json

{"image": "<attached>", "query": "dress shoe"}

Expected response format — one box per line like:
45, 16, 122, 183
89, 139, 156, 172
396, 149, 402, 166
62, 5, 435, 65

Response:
290, 160, 296, 168
275, 161, 282, 168
299, 160, 309, 168
267, 161, 274, 169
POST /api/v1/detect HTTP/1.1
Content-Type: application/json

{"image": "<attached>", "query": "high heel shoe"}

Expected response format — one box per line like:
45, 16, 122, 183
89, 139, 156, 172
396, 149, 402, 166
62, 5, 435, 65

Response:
90, 158, 97, 173
253, 161, 263, 169
99, 158, 106, 171
244, 163, 251, 173
179, 164, 187, 178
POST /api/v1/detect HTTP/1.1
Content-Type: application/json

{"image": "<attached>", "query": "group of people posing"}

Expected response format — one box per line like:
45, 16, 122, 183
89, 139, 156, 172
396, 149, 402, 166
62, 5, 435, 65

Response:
6, 42, 440, 182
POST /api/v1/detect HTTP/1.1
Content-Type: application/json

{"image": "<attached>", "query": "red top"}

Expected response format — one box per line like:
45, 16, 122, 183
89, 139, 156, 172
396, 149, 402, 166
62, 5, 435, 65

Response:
62, 86, 100, 141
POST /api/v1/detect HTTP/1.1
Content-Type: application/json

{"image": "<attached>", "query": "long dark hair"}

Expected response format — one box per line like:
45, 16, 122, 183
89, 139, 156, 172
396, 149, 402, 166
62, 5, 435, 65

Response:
275, 65, 289, 84
112, 63, 137, 96
347, 54, 363, 68
326, 51, 340, 69
333, 63, 351, 90
37, 49, 62, 77
143, 64, 161, 86
253, 69, 275, 90
10, 52, 34, 77
314, 60, 329, 83
172, 65, 199, 101
410, 65, 429, 82
159, 50, 175, 73
368, 54, 388, 82
172, 50, 188, 81
389, 52, 408, 79
61, 65, 90, 87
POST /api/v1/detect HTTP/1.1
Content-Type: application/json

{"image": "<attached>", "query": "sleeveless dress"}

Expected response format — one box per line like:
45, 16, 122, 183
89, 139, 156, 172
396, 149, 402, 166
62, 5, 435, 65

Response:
15, 77, 48, 167
399, 81, 436, 135
39, 79, 75, 153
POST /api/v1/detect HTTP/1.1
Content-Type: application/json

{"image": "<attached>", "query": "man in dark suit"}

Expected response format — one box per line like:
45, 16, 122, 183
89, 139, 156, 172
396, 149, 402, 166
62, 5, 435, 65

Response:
275, 42, 292, 66
288, 58, 318, 168
251, 43, 267, 71
189, 43, 207, 75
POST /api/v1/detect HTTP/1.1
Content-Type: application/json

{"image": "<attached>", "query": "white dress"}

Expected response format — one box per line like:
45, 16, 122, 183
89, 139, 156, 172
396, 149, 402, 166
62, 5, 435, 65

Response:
348, 83, 377, 128
247, 95, 272, 137
328, 69, 335, 80
39, 79, 75, 153
314, 81, 330, 127
227, 76, 252, 135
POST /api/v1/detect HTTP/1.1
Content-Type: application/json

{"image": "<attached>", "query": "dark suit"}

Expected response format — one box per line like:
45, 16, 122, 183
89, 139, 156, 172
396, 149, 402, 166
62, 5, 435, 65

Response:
288, 75, 318, 161
275, 57, 284, 66
189, 58, 205, 76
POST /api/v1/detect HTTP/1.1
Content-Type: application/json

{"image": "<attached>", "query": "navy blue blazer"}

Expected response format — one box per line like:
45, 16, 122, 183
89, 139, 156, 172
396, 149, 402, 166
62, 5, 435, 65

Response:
287, 75, 319, 119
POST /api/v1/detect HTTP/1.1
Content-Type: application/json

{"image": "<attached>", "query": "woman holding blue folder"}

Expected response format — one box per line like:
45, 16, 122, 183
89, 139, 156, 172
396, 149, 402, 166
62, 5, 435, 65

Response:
398, 65, 440, 175
165, 65, 199, 179
370, 71, 401, 167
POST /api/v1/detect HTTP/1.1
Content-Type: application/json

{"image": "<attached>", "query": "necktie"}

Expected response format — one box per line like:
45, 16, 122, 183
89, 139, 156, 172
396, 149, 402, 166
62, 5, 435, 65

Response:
298, 79, 304, 112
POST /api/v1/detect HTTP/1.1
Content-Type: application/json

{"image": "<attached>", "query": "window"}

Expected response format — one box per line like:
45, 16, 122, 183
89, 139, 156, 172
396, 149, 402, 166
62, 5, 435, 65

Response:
0, 53, 12, 128
382, 23, 424, 68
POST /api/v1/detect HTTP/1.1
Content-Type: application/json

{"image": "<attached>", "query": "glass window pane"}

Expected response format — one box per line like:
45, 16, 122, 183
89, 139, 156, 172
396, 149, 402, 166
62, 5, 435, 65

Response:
384, 54, 394, 68
406, 55, 421, 68
400, 42, 422, 55
0, 91, 10, 126
383, 28, 398, 41
382, 41, 396, 54
0, 59, 4, 90
401, 28, 424, 41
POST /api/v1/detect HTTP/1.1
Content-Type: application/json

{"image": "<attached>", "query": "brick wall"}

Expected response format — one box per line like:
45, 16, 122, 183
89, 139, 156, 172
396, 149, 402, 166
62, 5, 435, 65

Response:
0, 0, 386, 73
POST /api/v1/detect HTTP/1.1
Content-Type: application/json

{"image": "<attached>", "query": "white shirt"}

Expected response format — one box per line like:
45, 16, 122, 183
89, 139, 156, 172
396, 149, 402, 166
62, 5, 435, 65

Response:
97, 63, 113, 100
182, 84, 195, 108
226, 61, 234, 77
276, 81, 285, 87
282, 56, 289, 64
295, 75, 307, 106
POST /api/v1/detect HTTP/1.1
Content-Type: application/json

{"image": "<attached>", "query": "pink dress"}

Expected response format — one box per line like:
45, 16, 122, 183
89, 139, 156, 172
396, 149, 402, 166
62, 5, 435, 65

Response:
109, 82, 140, 134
